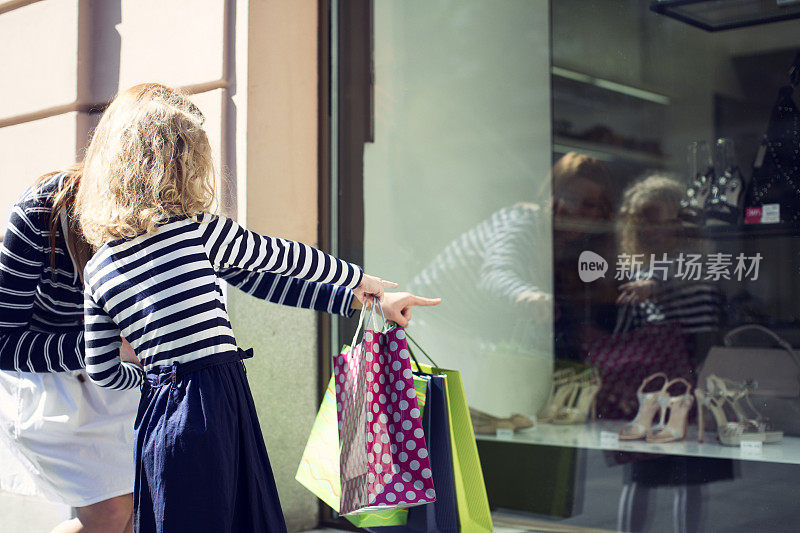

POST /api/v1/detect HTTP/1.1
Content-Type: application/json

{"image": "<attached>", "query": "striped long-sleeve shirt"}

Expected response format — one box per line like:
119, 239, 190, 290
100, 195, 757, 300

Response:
0, 175, 86, 372
406, 203, 552, 353
0, 174, 357, 374
613, 269, 722, 336
83, 213, 363, 390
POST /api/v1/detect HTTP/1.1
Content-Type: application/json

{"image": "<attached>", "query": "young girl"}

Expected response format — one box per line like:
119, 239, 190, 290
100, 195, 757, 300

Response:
74, 83, 405, 532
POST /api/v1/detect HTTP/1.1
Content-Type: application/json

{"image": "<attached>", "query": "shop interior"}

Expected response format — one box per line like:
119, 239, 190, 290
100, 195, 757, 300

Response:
475, 2, 800, 531
336, 1, 800, 530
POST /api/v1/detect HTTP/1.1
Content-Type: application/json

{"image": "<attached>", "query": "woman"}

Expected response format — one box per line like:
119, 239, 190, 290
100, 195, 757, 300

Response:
0, 165, 439, 531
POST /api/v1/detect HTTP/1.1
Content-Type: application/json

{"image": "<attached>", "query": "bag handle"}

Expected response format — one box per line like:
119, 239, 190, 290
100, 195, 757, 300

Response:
345, 298, 387, 352
348, 302, 375, 351
405, 331, 440, 370
724, 324, 800, 371
370, 299, 388, 333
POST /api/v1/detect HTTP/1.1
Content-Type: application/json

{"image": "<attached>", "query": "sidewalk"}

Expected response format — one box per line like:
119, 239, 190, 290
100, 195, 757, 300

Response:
0, 491, 71, 530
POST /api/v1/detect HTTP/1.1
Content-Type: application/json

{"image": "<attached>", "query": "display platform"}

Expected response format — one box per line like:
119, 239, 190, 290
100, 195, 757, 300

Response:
477, 420, 800, 465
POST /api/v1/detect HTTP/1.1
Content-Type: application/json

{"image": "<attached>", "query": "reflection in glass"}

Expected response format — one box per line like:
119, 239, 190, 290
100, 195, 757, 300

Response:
407, 153, 614, 420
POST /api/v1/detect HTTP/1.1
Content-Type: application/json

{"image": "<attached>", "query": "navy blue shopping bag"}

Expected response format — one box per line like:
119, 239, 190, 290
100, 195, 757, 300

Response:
368, 374, 458, 533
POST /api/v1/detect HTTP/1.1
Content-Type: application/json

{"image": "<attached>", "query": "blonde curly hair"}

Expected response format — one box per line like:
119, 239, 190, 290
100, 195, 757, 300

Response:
76, 83, 216, 248
618, 174, 684, 259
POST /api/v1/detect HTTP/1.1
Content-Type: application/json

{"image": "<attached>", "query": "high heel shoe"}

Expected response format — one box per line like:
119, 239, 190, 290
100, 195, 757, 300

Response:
619, 372, 668, 440
724, 379, 782, 443
552, 370, 602, 425
680, 141, 714, 225
537, 368, 578, 423
706, 138, 744, 225
696, 375, 782, 446
646, 378, 694, 443
705, 167, 744, 225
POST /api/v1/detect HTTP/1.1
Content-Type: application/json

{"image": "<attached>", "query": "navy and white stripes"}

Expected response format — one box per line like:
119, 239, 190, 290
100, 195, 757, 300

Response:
0, 174, 358, 376
408, 203, 545, 309
0, 175, 85, 372
84, 214, 362, 389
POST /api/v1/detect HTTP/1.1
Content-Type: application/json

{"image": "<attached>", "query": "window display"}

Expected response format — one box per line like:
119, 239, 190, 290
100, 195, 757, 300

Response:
332, 0, 800, 531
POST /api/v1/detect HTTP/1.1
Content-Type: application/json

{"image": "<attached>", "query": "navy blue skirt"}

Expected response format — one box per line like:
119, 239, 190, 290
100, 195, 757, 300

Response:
134, 349, 287, 533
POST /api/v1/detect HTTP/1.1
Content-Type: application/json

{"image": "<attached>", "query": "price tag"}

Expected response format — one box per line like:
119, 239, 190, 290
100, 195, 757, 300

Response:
600, 431, 619, 448
762, 204, 780, 224
740, 439, 763, 457
495, 428, 514, 440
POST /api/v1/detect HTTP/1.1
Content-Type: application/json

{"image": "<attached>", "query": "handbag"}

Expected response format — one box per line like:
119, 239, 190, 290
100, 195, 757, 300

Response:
744, 52, 800, 224
335, 303, 436, 516
699, 324, 800, 435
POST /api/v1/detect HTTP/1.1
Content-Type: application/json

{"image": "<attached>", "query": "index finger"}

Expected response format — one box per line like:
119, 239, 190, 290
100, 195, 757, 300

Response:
409, 296, 442, 307
381, 279, 399, 289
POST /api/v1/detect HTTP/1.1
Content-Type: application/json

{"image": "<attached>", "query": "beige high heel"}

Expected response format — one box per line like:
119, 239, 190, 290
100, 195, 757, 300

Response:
537, 368, 578, 423
712, 375, 782, 444
618, 373, 669, 440
552, 370, 602, 425
646, 378, 694, 443
696, 375, 782, 446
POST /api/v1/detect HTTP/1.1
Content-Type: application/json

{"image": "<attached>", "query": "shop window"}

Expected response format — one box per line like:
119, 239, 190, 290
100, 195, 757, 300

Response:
332, 1, 800, 530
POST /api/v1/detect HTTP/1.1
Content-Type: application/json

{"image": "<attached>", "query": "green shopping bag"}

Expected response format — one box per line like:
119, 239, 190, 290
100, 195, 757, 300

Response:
408, 336, 493, 533
295, 367, 429, 527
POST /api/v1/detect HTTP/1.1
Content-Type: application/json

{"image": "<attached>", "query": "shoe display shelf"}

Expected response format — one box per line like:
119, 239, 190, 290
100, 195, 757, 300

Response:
476, 420, 800, 465
552, 65, 674, 171
686, 223, 800, 240
553, 135, 672, 168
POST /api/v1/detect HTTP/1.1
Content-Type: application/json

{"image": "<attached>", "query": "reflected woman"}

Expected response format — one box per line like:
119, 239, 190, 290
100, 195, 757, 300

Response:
405, 153, 614, 417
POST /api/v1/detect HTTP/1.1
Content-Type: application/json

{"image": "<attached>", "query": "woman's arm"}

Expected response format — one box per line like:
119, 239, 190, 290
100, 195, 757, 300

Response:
219, 269, 356, 316
83, 288, 142, 390
0, 200, 84, 372
477, 209, 544, 301
201, 214, 362, 288
201, 214, 394, 303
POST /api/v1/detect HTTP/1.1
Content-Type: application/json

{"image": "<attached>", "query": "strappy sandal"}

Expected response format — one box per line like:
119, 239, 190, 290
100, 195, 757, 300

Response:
618, 372, 668, 440
696, 375, 783, 446
552, 369, 602, 425
646, 378, 694, 443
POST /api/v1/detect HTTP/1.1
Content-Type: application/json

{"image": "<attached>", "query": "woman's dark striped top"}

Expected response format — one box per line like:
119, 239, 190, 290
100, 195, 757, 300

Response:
613, 259, 722, 336
83, 213, 363, 389
0, 175, 85, 372
0, 174, 357, 374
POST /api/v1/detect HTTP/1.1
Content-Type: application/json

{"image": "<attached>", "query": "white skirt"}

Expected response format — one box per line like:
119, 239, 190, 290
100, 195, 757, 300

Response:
0, 369, 139, 507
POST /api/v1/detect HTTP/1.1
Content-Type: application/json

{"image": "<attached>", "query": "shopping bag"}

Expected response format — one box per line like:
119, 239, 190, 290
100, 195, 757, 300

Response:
408, 335, 493, 533
295, 375, 341, 512
295, 371, 430, 527
368, 373, 459, 533
335, 303, 436, 515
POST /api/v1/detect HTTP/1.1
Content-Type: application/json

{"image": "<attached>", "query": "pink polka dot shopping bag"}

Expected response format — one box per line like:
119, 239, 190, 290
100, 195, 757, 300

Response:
334, 302, 436, 516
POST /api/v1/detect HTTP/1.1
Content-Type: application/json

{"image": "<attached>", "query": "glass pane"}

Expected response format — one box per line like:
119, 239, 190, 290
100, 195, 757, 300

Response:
362, 0, 554, 418
336, 0, 800, 530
